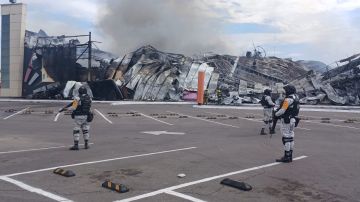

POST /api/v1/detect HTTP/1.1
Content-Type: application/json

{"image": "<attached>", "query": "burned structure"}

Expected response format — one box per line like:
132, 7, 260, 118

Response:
20, 31, 360, 105
22, 30, 121, 100
102, 45, 307, 102
292, 54, 360, 105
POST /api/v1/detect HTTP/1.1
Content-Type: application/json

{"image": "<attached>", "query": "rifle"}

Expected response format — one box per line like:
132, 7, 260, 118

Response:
270, 109, 279, 139
54, 102, 73, 122
58, 102, 73, 113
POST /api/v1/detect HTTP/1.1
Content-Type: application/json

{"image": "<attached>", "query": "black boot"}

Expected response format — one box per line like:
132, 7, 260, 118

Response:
276, 151, 291, 163
260, 128, 267, 135
70, 141, 79, 150
84, 140, 89, 149
289, 150, 293, 162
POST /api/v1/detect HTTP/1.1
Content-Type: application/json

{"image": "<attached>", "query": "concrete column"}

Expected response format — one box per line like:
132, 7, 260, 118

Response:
1, 3, 26, 97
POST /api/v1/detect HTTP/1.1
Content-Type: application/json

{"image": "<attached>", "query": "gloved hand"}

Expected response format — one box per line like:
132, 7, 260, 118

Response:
58, 108, 66, 113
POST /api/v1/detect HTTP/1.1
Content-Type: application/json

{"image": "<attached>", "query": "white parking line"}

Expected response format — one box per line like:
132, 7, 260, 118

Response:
0, 143, 94, 155
115, 156, 308, 202
3, 107, 29, 120
164, 190, 207, 202
0, 176, 73, 202
3, 147, 197, 177
137, 112, 174, 126
167, 111, 239, 128
94, 109, 113, 124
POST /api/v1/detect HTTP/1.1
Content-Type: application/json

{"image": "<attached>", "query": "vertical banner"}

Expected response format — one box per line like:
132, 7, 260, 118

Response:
197, 71, 205, 105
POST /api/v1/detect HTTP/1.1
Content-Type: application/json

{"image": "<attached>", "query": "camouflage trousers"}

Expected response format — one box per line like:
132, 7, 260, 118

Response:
73, 115, 90, 141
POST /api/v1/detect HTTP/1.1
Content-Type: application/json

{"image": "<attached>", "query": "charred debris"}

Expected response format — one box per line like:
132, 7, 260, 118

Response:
24, 31, 360, 105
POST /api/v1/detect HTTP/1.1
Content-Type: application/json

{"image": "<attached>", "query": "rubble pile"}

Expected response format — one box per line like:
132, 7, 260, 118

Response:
292, 54, 360, 105
104, 46, 310, 102
21, 30, 360, 105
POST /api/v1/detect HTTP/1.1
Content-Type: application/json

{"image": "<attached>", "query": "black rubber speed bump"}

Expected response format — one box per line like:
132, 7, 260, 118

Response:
220, 178, 252, 191
53, 168, 75, 177
45, 109, 54, 114
102, 180, 129, 193
5, 109, 16, 113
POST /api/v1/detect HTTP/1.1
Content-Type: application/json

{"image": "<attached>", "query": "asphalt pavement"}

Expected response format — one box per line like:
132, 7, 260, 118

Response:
0, 101, 359, 202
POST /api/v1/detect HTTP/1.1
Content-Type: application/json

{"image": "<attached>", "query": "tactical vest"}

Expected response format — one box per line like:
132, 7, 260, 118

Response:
73, 94, 92, 116
260, 95, 273, 108
282, 94, 300, 122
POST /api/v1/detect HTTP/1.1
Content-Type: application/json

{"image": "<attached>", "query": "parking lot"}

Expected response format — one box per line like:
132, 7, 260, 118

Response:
0, 100, 359, 202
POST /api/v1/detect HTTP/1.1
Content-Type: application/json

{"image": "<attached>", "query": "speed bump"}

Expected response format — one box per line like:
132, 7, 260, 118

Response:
5, 109, 16, 113
344, 119, 355, 123
53, 168, 76, 177
45, 109, 54, 114
221, 178, 252, 191
101, 180, 129, 193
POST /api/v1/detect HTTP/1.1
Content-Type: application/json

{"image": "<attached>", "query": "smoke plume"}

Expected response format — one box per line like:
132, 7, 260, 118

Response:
97, 0, 229, 55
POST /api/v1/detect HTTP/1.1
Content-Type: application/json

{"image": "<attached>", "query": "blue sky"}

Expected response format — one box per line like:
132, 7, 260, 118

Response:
2, 0, 360, 64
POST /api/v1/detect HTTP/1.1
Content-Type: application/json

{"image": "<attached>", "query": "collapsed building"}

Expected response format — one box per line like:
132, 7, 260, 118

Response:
22, 30, 360, 105
292, 54, 360, 105
23, 30, 122, 100
103, 45, 308, 104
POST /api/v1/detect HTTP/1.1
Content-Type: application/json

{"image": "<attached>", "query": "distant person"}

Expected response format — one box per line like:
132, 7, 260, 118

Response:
260, 89, 275, 135
59, 86, 93, 150
216, 88, 222, 105
270, 94, 285, 134
274, 85, 300, 163
203, 89, 209, 105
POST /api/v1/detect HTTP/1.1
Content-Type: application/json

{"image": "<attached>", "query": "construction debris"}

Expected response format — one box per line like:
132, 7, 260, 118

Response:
292, 54, 360, 105
21, 30, 360, 105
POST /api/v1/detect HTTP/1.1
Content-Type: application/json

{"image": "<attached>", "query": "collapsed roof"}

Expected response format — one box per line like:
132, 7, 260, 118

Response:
292, 54, 360, 105
23, 30, 360, 105
103, 45, 310, 101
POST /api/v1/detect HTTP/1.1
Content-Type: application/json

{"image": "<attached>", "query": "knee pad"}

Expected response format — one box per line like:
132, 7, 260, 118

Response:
283, 137, 294, 143
282, 137, 293, 145
73, 130, 80, 134
83, 130, 89, 134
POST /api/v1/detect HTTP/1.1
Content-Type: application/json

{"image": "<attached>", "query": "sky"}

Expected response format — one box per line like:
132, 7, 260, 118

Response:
2, 0, 360, 64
